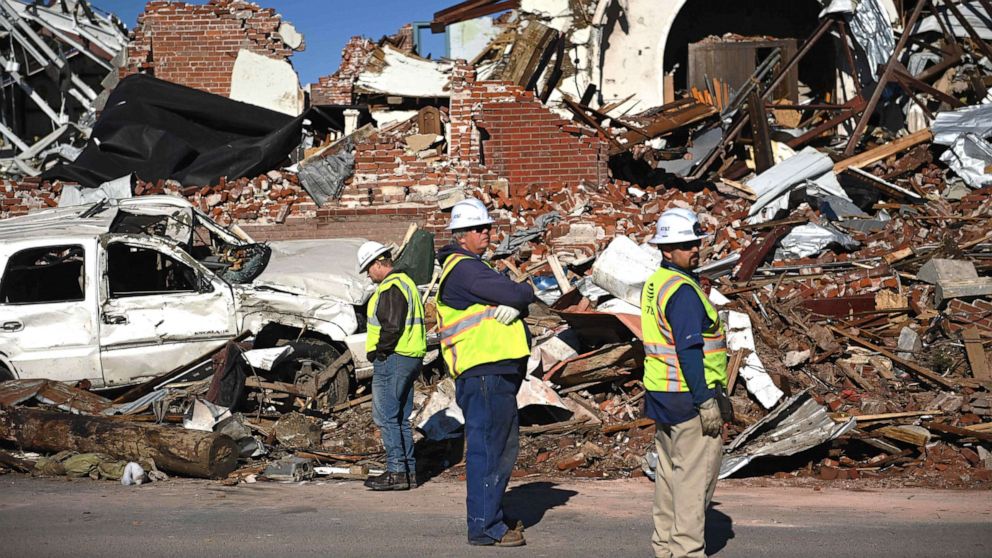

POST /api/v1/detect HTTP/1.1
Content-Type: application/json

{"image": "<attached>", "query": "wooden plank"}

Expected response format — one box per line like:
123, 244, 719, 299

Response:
602, 417, 654, 434
545, 344, 639, 386
726, 350, 747, 395
875, 424, 931, 446
719, 178, 757, 201
547, 254, 573, 294
828, 326, 956, 389
331, 393, 373, 413
244, 377, 308, 396
834, 129, 933, 173
609, 102, 717, 155
925, 421, 992, 443
747, 89, 774, 173
501, 22, 557, 88
855, 410, 943, 422
962, 327, 991, 380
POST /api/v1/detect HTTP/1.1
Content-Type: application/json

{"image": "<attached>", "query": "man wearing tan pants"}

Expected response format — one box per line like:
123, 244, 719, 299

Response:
641, 209, 729, 558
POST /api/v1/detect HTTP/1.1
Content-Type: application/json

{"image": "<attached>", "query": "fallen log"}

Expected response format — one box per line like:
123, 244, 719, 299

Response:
0, 406, 237, 479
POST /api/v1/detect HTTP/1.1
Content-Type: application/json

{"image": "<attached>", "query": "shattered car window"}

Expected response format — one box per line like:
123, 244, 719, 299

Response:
107, 244, 198, 297
0, 245, 85, 304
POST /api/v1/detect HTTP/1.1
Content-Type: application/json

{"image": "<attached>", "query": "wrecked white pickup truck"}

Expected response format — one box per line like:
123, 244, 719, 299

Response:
0, 196, 373, 407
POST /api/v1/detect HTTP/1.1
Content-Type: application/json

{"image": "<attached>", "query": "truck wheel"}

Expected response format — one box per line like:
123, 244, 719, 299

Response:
273, 339, 351, 408
0, 365, 12, 382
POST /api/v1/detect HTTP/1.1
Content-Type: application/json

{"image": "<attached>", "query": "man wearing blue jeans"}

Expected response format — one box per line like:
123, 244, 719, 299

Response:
436, 198, 535, 547
357, 241, 426, 491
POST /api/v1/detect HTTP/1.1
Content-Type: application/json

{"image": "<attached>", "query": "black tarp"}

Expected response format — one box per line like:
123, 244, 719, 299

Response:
44, 74, 304, 188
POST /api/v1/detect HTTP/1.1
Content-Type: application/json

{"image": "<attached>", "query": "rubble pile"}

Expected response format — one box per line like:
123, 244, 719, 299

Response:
1, 0, 991, 489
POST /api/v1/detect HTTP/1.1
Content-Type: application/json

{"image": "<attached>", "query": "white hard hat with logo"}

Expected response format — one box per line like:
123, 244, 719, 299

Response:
649, 208, 711, 244
447, 198, 495, 230
357, 240, 391, 272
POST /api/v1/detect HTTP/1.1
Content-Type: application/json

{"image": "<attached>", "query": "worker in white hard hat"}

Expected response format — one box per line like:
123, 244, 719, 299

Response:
357, 240, 426, 491
435, 197, 534, 548
640, 208, 729, 558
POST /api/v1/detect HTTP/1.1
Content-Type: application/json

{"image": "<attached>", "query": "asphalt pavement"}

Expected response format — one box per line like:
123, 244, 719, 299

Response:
1, 475, 989, 557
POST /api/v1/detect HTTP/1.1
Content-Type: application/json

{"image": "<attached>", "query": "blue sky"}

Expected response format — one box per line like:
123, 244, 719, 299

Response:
93, 0, 457, 85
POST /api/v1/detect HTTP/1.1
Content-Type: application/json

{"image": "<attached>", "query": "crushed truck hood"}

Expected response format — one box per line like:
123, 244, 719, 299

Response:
234, 284, 358, 341
253, 239, 375, 306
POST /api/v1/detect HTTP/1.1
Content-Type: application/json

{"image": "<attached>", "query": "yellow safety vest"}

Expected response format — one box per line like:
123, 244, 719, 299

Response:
436, 254, 530, 378
366, 271, 427, 358
640, 266, 728, 392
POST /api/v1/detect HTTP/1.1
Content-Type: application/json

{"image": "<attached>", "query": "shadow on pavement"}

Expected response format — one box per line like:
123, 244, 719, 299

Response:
504, 481, 579, 528
705, 501, 734, 555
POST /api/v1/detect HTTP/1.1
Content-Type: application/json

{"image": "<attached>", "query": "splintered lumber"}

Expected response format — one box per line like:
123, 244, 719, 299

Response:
828, 326, 956, 389
875, 424, 931, 446
602, 417, 654, 434
520, 418, 594, 436
747, 89, 774, 173
855, 410, 943, 422
545, 344, 639, 387
925, 421, 992, 443
0, 448, 33, 473
0, 406, 238, 478
962, 327, 991, 381
833, 129, 933, 173
609, 100, 717, 155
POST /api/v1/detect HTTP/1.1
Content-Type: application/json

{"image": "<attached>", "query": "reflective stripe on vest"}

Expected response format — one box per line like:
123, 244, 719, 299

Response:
365, 271, 427, 358
436, 253, 530, 378
640, 267, 728, 393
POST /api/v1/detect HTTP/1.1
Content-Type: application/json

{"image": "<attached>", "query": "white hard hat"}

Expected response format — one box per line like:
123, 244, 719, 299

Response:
357, 240, 391, 272
649, 208, 710, 245
447, 197, 494, 230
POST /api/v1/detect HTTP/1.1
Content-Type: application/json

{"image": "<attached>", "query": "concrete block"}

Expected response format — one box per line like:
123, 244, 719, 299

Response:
897, 327, 922, 359
935, 279, 992, 305
917, 258, 979, 284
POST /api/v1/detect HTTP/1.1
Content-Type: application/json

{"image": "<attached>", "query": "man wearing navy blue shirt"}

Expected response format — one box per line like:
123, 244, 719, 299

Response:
640, 208, 728, 558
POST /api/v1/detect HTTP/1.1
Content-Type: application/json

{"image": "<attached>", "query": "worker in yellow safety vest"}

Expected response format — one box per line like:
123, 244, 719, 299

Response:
640, 207, 728, 558
436, 197, 535, 548
357, 240, 426, 491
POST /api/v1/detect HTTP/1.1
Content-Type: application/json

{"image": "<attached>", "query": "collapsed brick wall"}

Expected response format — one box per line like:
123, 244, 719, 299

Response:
449, 64, 609, 198
122, 0, 296, 96
310, 37, 375, 106
1, 179, 58, 217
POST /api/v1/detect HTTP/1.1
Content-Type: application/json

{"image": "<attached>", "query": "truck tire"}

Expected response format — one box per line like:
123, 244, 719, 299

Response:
0, 365, 12, 382
272, 339, 350, 408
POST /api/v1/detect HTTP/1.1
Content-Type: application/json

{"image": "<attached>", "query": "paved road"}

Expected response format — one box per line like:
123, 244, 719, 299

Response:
1, 475, 989, 557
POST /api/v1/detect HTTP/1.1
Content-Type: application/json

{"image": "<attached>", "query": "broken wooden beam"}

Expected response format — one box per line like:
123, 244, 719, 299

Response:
962, 327, 991, 381
609, 101, 718, 155
925, 420, 992, 443
747, 89, 774, 173
833, 129, 933, 173
0, 448, 33, 473
0, 406, 238, 479
734, 226, 791, 282
854, 410, 943, 422
602, 417, 654, 434
828, 326, 956, 389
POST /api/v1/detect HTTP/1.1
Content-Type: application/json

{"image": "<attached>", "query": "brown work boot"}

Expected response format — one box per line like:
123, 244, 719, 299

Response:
494, 529, 526, 547
363, 471, 411, 491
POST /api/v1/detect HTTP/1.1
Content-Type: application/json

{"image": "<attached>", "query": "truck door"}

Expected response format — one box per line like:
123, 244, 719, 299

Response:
0, 240, 103, 385
98, 237, 237, 386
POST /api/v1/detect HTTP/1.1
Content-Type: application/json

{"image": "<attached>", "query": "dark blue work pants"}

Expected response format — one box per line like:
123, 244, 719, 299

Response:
455, 372, 521, 544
